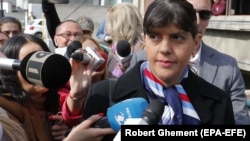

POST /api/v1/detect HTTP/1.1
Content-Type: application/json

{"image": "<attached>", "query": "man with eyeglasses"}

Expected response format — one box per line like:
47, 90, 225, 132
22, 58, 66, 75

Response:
127, 0, 250, 124
53, 20, 83, 48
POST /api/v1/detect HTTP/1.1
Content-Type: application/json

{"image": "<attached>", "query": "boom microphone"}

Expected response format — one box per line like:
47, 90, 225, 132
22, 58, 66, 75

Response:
0, 51, 71, 89
115, 40, 132, 69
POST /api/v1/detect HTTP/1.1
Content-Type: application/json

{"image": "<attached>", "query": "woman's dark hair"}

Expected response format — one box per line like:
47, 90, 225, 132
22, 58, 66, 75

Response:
0, 34, 59, 114
143, 0, 198, 38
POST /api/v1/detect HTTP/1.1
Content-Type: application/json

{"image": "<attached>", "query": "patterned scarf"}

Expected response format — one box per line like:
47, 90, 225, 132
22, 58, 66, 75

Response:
141, 62, 200, 125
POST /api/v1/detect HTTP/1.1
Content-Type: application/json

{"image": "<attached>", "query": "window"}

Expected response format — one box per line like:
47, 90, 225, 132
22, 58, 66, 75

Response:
230, 0, 250, 15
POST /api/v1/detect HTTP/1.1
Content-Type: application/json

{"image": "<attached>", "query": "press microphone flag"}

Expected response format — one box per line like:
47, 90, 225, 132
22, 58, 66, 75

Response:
113, 100, 165, 141
106, 98, 148, 132
0, 51, 71, 89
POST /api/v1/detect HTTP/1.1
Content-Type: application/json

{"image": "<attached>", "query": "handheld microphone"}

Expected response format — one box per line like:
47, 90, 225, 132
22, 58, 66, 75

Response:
115, 40, 132, 69
65, 40, 82, 60
92, 98, 148, 132
0, 51, 71, 89
113, 100, 165, 141
66, 41, 106, 71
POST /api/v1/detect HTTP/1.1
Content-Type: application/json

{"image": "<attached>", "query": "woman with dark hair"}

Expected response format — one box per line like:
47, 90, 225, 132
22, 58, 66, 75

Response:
0, 34, 98, 141
80, 0, 234, 140
0, 34, 60, 141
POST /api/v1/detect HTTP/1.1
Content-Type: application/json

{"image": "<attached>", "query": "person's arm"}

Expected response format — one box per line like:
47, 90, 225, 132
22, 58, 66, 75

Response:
230, 59, 250, 124
42, 0, 61, 47
61, 58, 94, 127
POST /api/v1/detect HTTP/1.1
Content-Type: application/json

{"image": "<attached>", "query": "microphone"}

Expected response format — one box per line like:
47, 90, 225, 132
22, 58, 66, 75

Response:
113, 100, 165, 141
66, 41, 106, 71
0, 51, 71, 89
92, 98, 148, 131
115, 40, 132, 69
125, 99, 165, 125
65, 40, 82, 60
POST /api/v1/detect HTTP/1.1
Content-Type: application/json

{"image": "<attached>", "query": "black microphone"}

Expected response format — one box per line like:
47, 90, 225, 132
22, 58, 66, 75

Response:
141, 100, 165, 125
65, 40, 83, 60
115, 40, 132, 69
0, 51, 71, 89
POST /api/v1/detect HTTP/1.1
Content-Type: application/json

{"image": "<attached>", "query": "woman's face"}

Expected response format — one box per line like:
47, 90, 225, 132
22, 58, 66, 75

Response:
17, 41, 49, 97
145, 24, 200, 87
81, 39, 106, 83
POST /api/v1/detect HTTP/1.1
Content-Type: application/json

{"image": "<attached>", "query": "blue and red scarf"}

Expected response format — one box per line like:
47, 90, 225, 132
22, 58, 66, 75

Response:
140, 62, 200, 125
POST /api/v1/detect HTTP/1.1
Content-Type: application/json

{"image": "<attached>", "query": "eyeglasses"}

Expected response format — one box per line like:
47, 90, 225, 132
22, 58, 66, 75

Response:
2, 30, 20, 37
56, 32, 83, 39
197, 10, 212, 20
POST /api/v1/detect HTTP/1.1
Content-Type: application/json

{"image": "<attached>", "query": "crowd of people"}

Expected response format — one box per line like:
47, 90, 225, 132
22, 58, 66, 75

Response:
0, 0, 248, 141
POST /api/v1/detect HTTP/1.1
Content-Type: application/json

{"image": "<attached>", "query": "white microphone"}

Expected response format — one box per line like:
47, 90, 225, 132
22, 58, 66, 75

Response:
113, 100, 165, 141
115, 40, 132, 69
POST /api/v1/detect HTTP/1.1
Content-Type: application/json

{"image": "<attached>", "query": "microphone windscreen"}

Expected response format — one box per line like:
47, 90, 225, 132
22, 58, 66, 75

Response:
95, 51, 107, 72
21, 51, 71, 90
66, 41, 82, 58
142, 100, 165, 125
116, 40, 131, 57
107, 98, 148, 132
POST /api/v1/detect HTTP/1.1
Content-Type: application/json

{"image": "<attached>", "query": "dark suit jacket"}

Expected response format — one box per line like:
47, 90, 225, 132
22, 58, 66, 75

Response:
84, 61, 235, 125
127, 42, 250, 124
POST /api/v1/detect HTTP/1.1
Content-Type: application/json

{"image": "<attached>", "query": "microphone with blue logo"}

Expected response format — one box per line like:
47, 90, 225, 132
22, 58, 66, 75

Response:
92, 98, 165, 132
92, 98, 148, 131
112, 99, 165, 141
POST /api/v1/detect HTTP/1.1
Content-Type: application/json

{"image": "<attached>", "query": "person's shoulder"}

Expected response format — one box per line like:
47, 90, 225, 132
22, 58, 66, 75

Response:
202, 42, 237, 62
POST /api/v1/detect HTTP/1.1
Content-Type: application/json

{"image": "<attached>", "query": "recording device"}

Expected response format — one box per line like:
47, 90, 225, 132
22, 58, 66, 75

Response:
92, 98, 148, 131
113, 100, 165, 141
0, 51, 71, 89
115, 40, 132, 69
66, 41, 106, 71
48, 0, 69, 4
